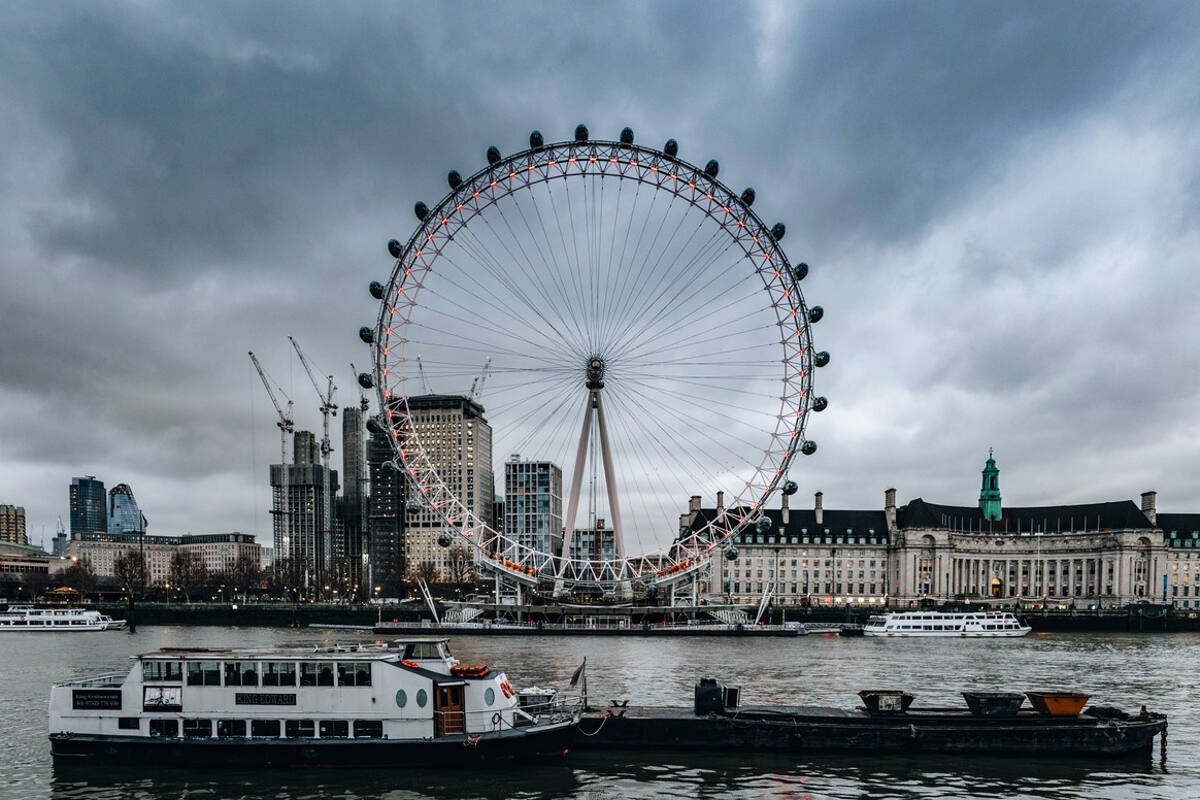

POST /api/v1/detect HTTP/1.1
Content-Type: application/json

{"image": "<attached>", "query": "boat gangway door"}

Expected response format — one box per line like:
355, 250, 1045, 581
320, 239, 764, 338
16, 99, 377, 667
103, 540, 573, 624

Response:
723, 684, 741, 709
434, 682, 466, 736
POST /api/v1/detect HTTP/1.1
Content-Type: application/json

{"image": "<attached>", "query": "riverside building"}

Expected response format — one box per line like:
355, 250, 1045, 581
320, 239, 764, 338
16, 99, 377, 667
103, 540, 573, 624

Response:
693, 454, 1200, 609
0, 504, 27, 545
270, 430, 338, 595
399, 395, 494, 581
504, 456, 563, 561
61, 532, 260, 586
69, 476, 107, 535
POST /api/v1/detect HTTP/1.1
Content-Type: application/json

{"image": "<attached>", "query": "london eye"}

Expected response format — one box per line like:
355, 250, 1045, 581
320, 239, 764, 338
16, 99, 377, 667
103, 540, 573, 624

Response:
360, 126, 827, 600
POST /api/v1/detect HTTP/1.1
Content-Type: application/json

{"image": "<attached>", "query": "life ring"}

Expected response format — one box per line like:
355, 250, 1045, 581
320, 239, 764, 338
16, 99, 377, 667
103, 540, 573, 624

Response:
500, 681, 514, 699
401, 659, 419, 669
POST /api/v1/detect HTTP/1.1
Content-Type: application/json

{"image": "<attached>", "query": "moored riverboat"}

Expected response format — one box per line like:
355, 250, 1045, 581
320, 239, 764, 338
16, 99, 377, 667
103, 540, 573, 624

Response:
864, 610, 1030, 637
48, 638, 582, 766
573, 679, 1166, 760
1, 606, 125, 632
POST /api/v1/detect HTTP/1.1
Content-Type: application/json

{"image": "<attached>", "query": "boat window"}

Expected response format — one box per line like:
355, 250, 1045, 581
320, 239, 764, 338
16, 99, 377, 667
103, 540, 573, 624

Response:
217, 719, 247, 739
395, 690, 407, 708
142, 661, 183, 682
403, 642, 444, 659
318, 664, 335, 686
337, 662, 372, 687
285, 719, 315, 738
251, 719, 281, 738
182, 718, 212, 738
225, 662, 258, 687
485, 687, 496, 705
118, 717, 140, 730
416, 689, 428, 708
319, 720, 349, 738
149, 719, 178, 738
300, 663, 318, 687
186, 661, 221, 686
262, 662, 296, 687
354, 720, 383, 738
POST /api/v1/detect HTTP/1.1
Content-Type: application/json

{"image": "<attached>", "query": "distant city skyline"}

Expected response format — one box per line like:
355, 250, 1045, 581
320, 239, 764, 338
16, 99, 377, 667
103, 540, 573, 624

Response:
2, 2, 1199, 550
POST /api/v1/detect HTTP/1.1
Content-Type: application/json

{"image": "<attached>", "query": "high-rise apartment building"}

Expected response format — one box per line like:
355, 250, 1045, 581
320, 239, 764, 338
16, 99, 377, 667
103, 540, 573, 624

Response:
504, 456, 563, 561
0, 504, 27, 545
340, 406, 368, 590
69, 476, 107, 535
401, 395, 494, 581
367, 423, 404, 591
107, 483, 145, 534
270, 430, 338, 596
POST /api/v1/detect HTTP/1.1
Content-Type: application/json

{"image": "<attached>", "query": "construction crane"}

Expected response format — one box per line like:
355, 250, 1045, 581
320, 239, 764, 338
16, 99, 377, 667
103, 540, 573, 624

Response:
288, 336, 338, 472
469, 357, 492, 402
349, 361, 370, 415
416, 355, 433, 395
248, 352, 294, 540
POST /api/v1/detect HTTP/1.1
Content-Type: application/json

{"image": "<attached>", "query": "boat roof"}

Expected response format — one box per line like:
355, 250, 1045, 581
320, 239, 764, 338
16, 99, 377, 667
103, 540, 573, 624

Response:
139, 638, 451, 660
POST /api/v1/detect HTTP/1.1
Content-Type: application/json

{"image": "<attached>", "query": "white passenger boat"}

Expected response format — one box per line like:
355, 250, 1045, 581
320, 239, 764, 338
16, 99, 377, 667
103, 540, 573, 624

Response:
0, 606, 126, 632
863, 611, 1031, 638
49, 638, 583, 766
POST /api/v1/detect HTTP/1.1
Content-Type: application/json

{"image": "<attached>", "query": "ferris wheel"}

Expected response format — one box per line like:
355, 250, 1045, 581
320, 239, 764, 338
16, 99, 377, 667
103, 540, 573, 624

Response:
360, 125, 827, 599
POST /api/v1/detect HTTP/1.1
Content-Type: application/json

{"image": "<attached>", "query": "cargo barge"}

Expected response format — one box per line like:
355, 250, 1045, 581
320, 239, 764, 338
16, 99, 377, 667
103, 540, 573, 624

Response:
572, 680, 1167, 760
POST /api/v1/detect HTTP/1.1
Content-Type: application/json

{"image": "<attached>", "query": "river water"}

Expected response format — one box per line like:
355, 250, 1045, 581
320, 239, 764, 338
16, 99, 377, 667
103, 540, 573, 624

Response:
2, 627, 1196, 799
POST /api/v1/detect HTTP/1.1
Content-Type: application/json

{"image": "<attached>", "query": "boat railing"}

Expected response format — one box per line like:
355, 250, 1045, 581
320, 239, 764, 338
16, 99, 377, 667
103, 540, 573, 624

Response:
53, 672, 126, 689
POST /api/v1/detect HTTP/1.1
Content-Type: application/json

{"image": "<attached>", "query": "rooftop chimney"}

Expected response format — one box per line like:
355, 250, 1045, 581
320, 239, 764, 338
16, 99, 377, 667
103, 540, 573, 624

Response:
781, 491, 790, 525
814, 491, 824, 525
1141, 491, 1157, 526
689, 495, 701, 513
885, 487, 897, 531
716, 491, 725, 512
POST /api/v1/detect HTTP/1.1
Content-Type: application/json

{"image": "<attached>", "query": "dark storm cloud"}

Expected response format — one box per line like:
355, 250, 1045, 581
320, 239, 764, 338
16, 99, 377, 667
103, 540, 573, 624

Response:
1, 0, 1198, 547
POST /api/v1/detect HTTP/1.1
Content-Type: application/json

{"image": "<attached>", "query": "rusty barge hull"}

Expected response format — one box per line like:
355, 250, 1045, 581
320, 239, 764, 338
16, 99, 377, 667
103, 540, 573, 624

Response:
574, 706, 1166, 759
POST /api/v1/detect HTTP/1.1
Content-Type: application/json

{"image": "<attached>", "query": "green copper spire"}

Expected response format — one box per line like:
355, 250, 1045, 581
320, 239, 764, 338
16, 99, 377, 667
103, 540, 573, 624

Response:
979, 448, 1002, 521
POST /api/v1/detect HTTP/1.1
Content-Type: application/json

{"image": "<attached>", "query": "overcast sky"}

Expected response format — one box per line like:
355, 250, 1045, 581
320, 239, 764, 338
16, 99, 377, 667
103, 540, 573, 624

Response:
2, 1, 1198, 551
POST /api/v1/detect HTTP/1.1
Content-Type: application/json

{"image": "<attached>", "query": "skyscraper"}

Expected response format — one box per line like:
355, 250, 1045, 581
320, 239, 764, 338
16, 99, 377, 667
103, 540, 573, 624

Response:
367, 423, 404, 592
400, 395, 494, 581
107, 483, 145, 534
504, 456, 563, 562
340, 406, 368, 590
69, 476, 107, 535
270, 430, 338, 597
0, 504, 27, 545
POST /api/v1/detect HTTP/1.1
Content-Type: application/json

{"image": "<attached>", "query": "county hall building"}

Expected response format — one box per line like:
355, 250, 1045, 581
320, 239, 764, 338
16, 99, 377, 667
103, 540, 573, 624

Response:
688, 453, 1199, 609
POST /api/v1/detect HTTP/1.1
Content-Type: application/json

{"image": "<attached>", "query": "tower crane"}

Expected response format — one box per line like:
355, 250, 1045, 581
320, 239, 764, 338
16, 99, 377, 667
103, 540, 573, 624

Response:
416, 355, 433, 395
469, 357, 492, 402
248, 352, 294, 549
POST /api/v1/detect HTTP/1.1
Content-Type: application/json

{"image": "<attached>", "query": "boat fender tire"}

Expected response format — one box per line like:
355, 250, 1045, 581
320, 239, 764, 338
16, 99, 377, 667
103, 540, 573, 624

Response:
492, 712, 502, 726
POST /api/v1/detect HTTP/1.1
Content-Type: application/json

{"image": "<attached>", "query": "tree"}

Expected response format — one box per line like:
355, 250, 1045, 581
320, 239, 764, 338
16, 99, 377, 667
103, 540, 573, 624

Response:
168, 550, 208, 602
113, 548, 148, 598
409, 560, 438, 586
20, 570, 50, 602
447, 545, 475, 584
230, 554, 261, 602
272, 556, 308, 601
60, 557, 97, 600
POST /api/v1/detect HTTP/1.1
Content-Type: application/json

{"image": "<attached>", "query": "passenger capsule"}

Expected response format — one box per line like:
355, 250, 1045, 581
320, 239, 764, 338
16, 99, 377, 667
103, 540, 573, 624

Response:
405, 498, 423, 512
801, 440, 818, 456
782, 480, 798, 496
574, 124, 589, 142
771, 222, 786, 242
619, 127, 634, 145
755, 516, 772, 534
447, 170, 463, 190
358, 326, 374, 345
365, 416, 383, 435
529, 130, 544, 149
414, 201, 429, 221
812, 396, 828, 413
808, 306, 824, 324
486, 145, 501, 165
704, 159, 720, 178
387, 239, 403, 259
437, 532, 453, 548
724, 546, 739, 561
791, 262, 808, 282
664, 138, 679, 157
814, 351, 830, 368
357, 372, 374, 389
368, 281, 385, 300
383, 460, 399, 472
645, 584, 660, 600
740, 188, 756, 207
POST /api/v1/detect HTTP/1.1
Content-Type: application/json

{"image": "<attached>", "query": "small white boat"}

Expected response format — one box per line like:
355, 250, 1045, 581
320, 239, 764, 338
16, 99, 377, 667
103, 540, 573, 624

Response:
864, 611, 1031, 638
48, 637, 583, 766
0, 606, 125, 632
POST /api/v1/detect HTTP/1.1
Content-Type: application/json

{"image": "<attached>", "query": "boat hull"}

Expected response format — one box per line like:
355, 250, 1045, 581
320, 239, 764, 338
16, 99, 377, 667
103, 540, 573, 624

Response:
574, 707, 1165, 759
50, 726, 573, 767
